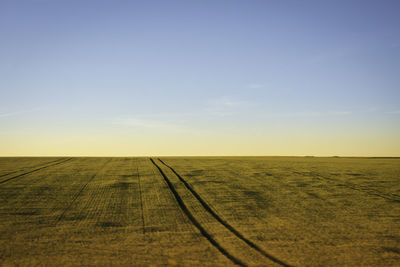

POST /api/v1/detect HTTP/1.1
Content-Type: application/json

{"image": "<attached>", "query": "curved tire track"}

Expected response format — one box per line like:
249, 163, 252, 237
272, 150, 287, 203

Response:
150, 158, 247, 267
0, 158, 73, 185
157, 158, 292, 267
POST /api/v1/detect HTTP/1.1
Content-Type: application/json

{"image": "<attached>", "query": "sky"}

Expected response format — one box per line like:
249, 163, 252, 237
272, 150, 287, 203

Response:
0, 0, 399, 156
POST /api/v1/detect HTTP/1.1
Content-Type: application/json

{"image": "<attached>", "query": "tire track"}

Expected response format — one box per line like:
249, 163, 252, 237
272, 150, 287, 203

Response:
0, 158, 67, 178
0, 158, 73, 185
136, 159, 146, 234
157, 158, 292, 267
149, 158, 247, 267
55, 159, 111, 224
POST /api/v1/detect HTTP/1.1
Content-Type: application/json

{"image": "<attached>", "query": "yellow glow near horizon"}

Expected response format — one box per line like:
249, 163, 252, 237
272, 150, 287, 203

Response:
1, 125, 399, 157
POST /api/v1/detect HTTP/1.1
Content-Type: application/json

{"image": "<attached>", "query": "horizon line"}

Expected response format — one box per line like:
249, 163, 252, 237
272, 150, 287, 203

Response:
1, 155, 399, 158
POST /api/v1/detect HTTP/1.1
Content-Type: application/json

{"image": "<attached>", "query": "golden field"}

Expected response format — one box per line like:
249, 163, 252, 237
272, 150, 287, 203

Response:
0, 157, 399, 266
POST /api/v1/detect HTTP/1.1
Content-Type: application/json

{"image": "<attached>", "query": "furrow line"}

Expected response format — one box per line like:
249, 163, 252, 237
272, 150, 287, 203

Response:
136, 159, 146, 234
55, 159, 111, 224
322, 177, 400, 203
294, 171, 400, 203
157, 158, 292, 267
0, 158, 73, 185
333, 180, 400, 203
149, 158, 247, 267
0, 158, 67, 178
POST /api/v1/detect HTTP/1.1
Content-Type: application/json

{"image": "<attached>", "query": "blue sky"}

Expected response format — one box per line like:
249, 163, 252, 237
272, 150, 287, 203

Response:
1, 0, 399, 156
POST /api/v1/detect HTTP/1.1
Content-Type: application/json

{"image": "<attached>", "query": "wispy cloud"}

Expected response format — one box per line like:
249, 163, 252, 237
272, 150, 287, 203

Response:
267, 111, 323, 118
263, 110, 353, 118
110, 97, 254, 131
247, 83, 265, 89
204, 96, 251, 117
329, 111, 352, 115
113, 117, 177, 128
386, 110, 400, 114
0, 108, 42, 118
111, 117, 190, 133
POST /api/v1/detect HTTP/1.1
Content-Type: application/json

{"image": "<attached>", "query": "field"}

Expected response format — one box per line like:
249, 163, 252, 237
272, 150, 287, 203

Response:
0, 157, 399, 266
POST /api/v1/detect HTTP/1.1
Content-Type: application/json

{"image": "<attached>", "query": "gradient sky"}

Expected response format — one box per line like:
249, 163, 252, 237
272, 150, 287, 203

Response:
1, 0, 399, 156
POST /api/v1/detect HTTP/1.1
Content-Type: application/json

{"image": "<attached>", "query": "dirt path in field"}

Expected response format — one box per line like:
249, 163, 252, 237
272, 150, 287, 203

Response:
151, 158, 292, 267
0, 158, 73, 185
